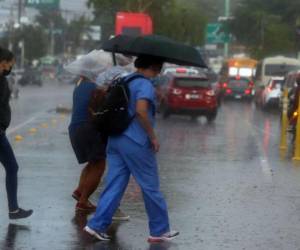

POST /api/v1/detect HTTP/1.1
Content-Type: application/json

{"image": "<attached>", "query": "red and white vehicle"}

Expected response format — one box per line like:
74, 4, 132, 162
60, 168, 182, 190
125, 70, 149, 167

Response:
156, 73, 218, 121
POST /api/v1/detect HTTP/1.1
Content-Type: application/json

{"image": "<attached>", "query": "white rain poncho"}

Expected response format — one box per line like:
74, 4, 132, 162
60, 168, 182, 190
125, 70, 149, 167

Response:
64, 50, 134, 84
64, 50, 113, 82
95, 64, 136, 86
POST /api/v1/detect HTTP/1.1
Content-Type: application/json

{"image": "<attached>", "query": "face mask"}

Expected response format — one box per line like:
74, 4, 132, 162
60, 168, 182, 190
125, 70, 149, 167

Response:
2, 67, 12, 76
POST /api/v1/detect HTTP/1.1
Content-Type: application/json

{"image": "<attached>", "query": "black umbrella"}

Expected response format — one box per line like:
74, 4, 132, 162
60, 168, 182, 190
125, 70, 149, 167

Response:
102, 35, 135, 54
102, 34, 207, 68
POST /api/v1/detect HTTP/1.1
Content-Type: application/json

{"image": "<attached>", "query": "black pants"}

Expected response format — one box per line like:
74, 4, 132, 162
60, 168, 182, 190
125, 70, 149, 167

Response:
0, 133, 19, 211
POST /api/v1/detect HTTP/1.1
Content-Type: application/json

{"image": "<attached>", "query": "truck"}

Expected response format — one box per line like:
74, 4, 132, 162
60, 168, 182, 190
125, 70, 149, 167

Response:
115, 12, 153, 36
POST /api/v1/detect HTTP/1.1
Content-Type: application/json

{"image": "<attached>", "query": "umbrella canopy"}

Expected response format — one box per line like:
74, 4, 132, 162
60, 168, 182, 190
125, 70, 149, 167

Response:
102, 35, 135, 54
102, 35, 207, 68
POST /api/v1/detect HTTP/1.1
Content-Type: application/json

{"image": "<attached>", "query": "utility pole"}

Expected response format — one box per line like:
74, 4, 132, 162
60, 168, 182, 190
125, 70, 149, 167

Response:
18, 0, 25, 69
8, 5, 14, 51
224, 0, 230, 58
50, 20, 55, 55
18, 0, 22, 23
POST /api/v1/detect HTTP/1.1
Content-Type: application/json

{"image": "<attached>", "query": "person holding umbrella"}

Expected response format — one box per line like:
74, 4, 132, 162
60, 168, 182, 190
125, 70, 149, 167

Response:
84, 55, 179, 242
0, 47, 33, 219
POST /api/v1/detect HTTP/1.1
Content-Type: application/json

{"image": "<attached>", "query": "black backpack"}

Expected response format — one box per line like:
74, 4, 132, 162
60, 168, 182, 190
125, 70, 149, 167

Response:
89, 74, 145, 136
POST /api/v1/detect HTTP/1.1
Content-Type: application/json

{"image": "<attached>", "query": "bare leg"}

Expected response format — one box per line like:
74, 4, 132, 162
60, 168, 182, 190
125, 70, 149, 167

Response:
75, 164, 90, 194
79, 159, 106, 204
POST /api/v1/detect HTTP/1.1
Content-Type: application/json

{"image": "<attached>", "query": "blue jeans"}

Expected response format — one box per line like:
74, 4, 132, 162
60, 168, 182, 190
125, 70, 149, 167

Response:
0, 133, 19, 211
87, 135, 170, 237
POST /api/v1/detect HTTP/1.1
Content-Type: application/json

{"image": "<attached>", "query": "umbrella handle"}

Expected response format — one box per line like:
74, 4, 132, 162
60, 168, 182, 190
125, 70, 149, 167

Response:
112, 45, 117, 66
112, 52, 117, 66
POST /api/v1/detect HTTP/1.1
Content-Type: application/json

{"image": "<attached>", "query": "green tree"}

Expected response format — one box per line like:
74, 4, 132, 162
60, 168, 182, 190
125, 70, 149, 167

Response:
0, 24, 48, 62
35, 10, 68, 55
19, 25, 48, 61
231, 0, 299, 58
87, 0, 176, 41
65, 16, 92, 54
87, 0, 206, 45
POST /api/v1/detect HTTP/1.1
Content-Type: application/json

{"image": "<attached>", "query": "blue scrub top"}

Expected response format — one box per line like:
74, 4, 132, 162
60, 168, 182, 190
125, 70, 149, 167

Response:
123, 73, 156, 146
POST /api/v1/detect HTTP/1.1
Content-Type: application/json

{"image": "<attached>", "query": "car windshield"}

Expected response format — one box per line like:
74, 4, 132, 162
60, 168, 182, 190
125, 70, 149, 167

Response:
228, 78, 250, 87
174, 78, 211, 88
265, 64, 300, 77
271, 79, 284, 87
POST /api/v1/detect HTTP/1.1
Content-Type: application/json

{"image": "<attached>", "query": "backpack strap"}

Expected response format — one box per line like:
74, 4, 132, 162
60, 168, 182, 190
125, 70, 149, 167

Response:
123, 74, 146, 85
120, 74, 147, 103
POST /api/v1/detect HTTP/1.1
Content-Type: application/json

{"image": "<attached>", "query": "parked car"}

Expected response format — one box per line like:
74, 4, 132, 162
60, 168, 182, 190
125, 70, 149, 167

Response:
18, 66, 42, 87
156, 73, 218, 121
56, 70, 78, 85
162, 65, 200, 75
220, 76, 255, 100
255, 77, 284, 109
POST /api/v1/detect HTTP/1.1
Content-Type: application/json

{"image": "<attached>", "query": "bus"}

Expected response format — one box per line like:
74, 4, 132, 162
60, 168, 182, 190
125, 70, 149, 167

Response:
219, 57, 257, 83
115, 12, 153, 36
255, 56, 300, 87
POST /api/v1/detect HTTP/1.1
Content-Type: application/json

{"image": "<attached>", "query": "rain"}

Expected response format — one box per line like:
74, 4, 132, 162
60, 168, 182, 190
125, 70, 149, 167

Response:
1, 0, 300, 249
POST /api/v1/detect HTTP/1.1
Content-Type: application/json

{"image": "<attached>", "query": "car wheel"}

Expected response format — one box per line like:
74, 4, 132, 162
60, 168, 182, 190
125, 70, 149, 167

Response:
246, 96, 253, 102
162, 109, 170, 119
161, 103, 170, 119
190, 114, 198, 121
207, 110, 218, 123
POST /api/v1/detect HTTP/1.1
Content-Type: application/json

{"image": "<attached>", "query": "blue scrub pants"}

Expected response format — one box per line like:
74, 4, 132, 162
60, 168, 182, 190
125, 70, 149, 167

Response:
87, 135, 170, 237
0, 133, 19, 211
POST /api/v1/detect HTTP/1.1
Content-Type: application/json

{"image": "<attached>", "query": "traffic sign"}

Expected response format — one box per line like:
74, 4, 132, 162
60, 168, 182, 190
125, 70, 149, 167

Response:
205, 23, 230, 44
25, 0, 60, 10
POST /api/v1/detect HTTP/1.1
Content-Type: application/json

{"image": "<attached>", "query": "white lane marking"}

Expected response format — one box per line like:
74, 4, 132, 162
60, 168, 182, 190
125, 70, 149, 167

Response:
6, 112, 47, 135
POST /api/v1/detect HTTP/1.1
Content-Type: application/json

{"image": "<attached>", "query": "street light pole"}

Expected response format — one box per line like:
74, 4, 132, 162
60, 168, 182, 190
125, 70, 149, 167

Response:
224, 0, 230, 58
18, 0, 22, 23
18, 0, 25, 69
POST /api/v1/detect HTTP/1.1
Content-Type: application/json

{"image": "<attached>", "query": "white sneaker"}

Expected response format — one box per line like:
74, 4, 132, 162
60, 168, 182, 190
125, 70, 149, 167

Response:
148, 230, 179, 243
84, 226, 111, 241
112, 208, 130, 221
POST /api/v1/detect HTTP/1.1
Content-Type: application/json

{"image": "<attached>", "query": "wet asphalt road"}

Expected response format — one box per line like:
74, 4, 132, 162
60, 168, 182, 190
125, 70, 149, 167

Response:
1, 82, 300, 250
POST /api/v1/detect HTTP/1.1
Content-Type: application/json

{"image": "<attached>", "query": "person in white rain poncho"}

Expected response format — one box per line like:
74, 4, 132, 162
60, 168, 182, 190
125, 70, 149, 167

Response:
66, 50, 131, 219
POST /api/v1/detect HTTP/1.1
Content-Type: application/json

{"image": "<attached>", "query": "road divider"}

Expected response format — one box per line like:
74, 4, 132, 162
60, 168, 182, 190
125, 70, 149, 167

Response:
15, 135, 24, 142
280, 88, 288, 150
56, 105, 72, 114
28, 128, 38, 134
9, 112, 70, 144
40, 123, 49, 128
293, 97, 300, 161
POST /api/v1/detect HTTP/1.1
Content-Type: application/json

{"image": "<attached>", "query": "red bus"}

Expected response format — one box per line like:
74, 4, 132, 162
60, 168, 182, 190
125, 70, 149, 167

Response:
115, 12, 153, 36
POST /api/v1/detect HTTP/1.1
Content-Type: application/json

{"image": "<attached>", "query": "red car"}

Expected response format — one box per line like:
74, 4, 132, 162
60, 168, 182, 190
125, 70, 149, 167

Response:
156, 74, 218, 121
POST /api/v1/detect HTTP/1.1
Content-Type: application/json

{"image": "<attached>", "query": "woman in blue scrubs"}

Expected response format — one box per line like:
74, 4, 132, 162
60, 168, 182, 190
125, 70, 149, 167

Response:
84, 55, 179, 242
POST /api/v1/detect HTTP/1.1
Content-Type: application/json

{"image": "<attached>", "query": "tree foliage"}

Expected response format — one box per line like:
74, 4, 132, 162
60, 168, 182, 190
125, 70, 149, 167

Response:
0, 25, 48, 62
231, 0, 300, 58
87, 0, 207, 46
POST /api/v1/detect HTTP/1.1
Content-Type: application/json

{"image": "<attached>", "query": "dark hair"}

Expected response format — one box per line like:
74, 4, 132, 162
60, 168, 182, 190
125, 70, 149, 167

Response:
0, 47, 15, 62
134, 55, 164, 69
